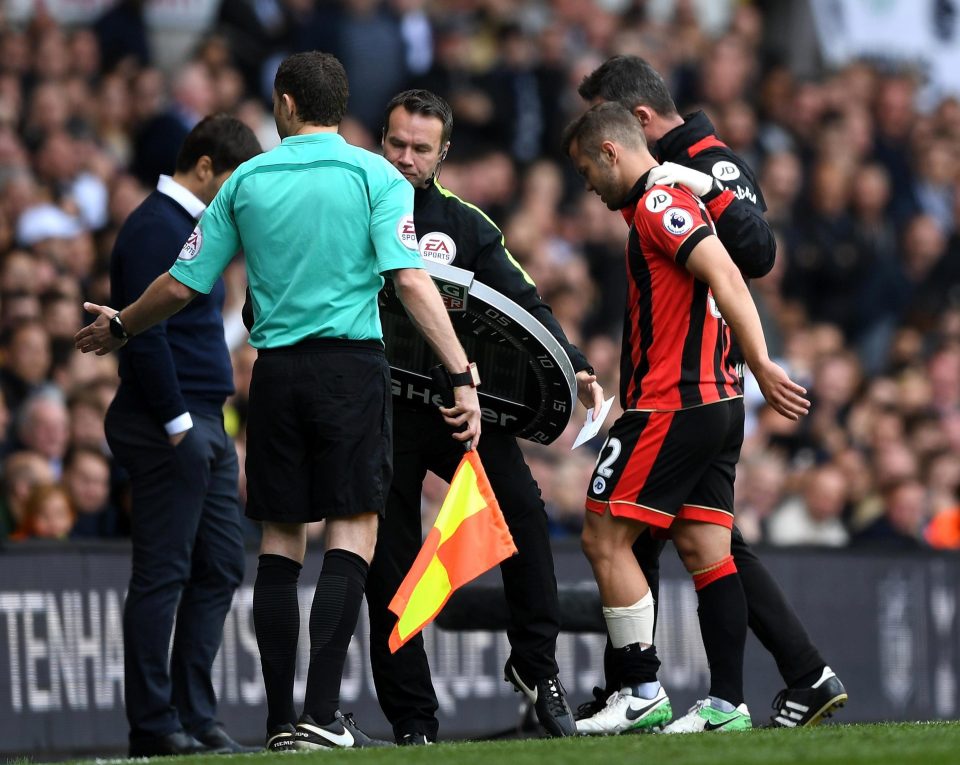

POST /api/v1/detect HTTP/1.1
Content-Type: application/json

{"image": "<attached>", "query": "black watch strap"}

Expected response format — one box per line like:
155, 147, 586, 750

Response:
109, 312, 129, 341
447, 362, 480, 388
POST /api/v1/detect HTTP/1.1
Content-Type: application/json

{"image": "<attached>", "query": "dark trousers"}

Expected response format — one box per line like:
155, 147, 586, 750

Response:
622, 527, 824, 688
366, 405, 560, 740
106, 405, 245, 742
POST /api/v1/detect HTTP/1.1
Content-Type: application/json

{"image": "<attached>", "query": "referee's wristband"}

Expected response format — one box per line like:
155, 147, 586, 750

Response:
447, 362, 480, 388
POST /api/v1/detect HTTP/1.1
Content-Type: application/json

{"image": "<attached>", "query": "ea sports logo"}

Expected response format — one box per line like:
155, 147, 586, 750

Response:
396, 215, 418, 250
418, 231, 457, 264
178, 226, 202, 261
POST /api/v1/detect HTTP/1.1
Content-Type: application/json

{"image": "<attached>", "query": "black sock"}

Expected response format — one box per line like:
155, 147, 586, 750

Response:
696, 572, 747, 706
302, 549, 369, 724
602, 635, 619, 694
253, 553, 302, 733
618, 643, 661, 687
792, 665, 828, 688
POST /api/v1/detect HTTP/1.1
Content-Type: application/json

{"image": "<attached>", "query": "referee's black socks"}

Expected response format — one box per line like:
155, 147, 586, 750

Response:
302, 548, 369, 725
253, 553, 303, 733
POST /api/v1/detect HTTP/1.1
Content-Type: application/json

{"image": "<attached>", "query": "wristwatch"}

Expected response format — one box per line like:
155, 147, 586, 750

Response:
109, 312, 130, 342
446, 362, 480, 388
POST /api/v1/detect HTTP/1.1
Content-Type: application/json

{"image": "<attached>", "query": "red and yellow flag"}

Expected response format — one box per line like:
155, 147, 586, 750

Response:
388, 450, 516, 652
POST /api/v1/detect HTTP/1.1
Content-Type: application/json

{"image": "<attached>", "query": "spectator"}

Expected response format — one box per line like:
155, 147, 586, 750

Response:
0, 449, 54, 542
93, 0, 151, 74
131, 63, 216, 187
734, 453, 788, 544
337, 0, 408, 135
12, 483, 75, 541
1, 319, 52, 416
15, 389, 70, 478
62, 446, 118, 538
767, 464, 850, 547
853, 478, 929, 549
66, 384, 107, 452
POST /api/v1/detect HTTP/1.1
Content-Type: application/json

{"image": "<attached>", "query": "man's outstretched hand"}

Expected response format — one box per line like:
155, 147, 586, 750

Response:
75, 302, 126, 355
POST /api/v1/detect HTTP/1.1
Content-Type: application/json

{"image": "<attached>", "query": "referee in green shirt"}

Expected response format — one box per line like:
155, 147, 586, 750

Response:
75, 51, 481, 751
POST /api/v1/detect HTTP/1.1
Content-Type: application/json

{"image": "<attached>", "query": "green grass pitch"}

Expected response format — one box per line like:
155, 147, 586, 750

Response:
23, 722, 960, 765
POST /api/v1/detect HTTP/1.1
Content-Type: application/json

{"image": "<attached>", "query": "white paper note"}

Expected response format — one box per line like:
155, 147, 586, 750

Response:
572, 396, 615, 449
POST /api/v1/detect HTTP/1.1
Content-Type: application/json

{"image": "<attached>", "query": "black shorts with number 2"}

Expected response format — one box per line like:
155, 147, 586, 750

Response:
585, 398, 744, 530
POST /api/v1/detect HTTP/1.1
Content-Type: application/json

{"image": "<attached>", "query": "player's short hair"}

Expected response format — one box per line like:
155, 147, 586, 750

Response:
562, 102, 647, 159
274, 51, 349, 126
383, 89, 454, 146
578, 55, 679, 117
175, 114, 262, 174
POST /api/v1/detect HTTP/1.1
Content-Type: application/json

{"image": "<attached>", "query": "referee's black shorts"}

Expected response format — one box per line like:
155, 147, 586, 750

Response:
245, 338, 392, 523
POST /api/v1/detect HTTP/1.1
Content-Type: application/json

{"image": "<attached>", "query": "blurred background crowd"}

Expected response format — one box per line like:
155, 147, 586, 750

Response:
0, 0, 958, 553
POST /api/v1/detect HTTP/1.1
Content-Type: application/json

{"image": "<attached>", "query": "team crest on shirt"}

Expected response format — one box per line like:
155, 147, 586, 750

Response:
645, 189, 673, 213
396, 215, 418, 250
711, 160, 741, 182
178, 226, 202, 261
662, 208, 693, 236
418, 232, 457, 264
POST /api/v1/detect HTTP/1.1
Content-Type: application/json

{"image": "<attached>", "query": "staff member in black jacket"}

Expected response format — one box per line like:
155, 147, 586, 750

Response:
106, 115, 261, 757
366, 89, 604, 744
576, 55, 847, 729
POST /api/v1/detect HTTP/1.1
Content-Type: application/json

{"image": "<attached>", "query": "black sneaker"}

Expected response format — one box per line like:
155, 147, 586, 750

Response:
295, 711, 393, 749
575, 686, 608, 721
265, 724, 298, 753
504, 659, 576, 737
770, 666, 848, 728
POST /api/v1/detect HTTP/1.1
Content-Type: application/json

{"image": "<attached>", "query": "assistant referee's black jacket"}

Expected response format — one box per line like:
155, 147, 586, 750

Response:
653, 110, 776, 279
410, 178, 590, 374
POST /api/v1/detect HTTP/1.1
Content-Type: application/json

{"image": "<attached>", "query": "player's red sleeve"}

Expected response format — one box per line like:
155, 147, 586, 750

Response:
633, 185, 713, 266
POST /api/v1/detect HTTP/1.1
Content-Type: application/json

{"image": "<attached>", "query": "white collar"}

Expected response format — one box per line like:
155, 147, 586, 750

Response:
156, 175, 206, 220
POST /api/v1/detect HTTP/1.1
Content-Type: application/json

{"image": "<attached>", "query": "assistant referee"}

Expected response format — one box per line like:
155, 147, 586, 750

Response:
75, 51, 481, 752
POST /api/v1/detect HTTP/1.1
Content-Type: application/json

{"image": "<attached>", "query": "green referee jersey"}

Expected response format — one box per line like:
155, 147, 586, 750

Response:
169, 132, 421, 348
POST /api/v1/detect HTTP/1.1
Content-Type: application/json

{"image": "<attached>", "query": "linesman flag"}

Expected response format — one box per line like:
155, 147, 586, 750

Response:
388, 450, 516, 653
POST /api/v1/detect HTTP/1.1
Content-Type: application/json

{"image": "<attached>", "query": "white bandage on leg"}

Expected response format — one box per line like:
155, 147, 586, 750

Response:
602, 590, 655, 649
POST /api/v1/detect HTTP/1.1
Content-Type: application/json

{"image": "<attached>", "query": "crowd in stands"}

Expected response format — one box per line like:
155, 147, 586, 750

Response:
0, 0, 958, 552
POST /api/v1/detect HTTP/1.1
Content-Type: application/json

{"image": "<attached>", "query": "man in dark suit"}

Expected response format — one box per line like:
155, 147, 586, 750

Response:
105, 115, 261, 757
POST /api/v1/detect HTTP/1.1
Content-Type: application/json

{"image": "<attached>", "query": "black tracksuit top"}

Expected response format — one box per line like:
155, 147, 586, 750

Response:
412, 178, 590, 373
654, 110, 776, 279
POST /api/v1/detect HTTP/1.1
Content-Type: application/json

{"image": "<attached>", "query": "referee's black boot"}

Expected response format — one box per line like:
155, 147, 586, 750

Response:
294, 711, 393, 749
265, 723, 298, 752
504, 658, 576, 737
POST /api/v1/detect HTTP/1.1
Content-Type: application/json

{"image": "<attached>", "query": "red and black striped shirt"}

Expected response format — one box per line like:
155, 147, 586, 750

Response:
617, 174, 742, 411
